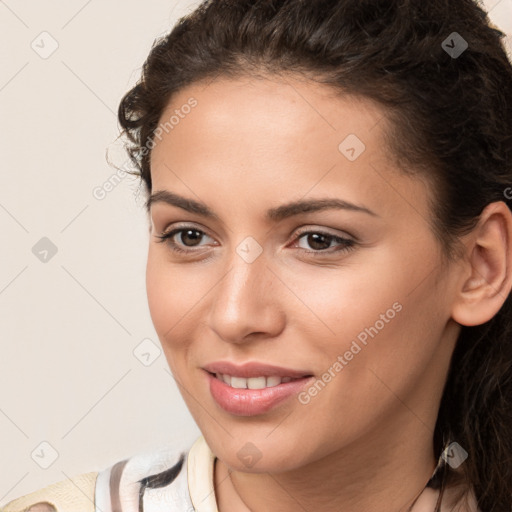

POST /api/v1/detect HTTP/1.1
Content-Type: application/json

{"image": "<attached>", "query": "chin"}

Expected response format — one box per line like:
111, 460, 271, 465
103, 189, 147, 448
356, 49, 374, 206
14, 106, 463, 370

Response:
207, 433, 314, 473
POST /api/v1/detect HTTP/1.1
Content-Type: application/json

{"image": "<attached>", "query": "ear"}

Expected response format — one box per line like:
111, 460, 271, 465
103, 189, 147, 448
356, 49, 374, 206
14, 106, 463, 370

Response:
451, 201, 512, 327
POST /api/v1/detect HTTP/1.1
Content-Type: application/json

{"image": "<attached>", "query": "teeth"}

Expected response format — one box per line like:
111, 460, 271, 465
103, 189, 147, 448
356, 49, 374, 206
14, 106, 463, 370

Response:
231, 376, 248, 389
215, 373, 298, 389
247, 376, 266, 389
266, 376, 282, 387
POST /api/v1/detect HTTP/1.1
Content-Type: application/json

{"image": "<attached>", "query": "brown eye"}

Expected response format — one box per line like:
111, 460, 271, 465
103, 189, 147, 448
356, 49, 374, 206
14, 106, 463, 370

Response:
301, 232, 333, 251
294, 230, 356, 256
155, 226, 215, 254
174, 228, 204, 247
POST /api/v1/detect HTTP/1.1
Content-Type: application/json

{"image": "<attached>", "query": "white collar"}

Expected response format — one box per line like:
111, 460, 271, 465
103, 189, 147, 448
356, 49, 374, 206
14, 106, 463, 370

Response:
187, 435, 219, 512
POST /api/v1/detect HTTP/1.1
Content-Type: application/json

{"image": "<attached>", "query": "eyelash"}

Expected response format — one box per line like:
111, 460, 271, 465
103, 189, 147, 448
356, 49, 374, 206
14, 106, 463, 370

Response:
155, 225, 356, 257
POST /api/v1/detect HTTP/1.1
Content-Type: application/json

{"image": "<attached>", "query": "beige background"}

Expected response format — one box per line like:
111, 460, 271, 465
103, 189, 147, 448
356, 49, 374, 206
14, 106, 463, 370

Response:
0, 0, 511, 504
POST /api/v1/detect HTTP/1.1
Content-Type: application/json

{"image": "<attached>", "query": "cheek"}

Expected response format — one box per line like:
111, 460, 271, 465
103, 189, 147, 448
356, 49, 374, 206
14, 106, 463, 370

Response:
146, 253, 193, 377
276, 254, 404, 353
145, 249, 212, 345
145, 252, 169, 334
145, 251, 188, 344
311, 273, 446, 419
295, 244, 445, 391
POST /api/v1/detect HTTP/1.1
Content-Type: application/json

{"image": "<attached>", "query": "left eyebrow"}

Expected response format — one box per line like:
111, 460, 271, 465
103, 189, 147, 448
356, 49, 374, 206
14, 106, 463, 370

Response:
266, 197, 379, 221
146, 190, 379, 220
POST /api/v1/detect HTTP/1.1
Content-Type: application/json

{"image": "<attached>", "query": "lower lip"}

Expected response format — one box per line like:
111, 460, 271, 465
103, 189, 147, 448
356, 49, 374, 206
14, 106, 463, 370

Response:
206, 371, 313, 416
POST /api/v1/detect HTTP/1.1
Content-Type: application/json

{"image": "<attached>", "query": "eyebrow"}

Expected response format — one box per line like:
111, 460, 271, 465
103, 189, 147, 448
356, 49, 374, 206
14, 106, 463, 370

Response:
146, 190, 378, 221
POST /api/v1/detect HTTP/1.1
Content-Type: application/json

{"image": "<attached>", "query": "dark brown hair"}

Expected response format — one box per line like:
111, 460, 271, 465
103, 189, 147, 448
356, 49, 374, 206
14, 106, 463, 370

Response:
116, 0, 512, 510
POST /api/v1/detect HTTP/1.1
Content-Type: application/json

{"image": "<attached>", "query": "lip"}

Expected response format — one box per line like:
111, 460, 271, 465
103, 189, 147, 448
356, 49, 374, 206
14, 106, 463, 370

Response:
204, 368, 314, 417
202, 361, 313, 379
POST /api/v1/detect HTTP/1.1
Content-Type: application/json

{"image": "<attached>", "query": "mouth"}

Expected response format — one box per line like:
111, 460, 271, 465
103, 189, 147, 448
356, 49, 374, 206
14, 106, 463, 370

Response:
204, 370, 315, 416
206, 371, 312, 389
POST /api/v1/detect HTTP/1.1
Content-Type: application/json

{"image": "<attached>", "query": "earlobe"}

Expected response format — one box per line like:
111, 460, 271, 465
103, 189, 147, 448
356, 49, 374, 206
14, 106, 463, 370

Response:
451, 201, 512, 327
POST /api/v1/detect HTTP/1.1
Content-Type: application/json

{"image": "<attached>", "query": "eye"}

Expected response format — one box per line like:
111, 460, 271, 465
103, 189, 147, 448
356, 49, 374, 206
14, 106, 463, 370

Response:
155, 226, 214, 254
292, 229, 356, 256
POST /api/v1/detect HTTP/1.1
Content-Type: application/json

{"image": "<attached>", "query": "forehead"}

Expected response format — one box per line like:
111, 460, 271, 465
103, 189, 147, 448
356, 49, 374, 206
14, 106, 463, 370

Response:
152, 74, 387, 163
149, 75, 433, 226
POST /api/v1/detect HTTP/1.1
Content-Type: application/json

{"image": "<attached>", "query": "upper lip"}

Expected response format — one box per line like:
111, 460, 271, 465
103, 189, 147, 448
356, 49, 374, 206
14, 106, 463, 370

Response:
203, 361, 313, 379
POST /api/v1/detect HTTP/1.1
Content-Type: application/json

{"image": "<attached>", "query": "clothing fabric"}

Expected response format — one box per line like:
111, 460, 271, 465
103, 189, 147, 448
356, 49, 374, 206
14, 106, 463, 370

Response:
1, 435, 218, 512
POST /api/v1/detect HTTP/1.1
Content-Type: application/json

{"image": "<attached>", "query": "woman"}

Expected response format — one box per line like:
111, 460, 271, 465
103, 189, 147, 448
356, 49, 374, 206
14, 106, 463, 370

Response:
3, 0, 512, 511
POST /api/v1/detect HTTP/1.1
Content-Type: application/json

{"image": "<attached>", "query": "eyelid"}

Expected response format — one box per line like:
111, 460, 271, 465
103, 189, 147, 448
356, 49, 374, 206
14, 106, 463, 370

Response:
293, 225, 356, 241
159, 221, 215, 238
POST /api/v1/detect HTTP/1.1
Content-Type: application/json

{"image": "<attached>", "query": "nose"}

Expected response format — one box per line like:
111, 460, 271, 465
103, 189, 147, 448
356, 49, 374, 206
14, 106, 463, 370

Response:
206, 242, 286, 345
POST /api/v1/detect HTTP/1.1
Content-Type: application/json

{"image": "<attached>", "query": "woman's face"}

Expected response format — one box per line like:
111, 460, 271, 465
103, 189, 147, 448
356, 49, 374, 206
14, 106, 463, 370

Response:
146, 75, 463, 472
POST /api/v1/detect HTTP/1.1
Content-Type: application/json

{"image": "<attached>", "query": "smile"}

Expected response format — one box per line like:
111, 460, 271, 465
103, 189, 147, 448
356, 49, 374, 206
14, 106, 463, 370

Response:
205, 370, 315, 416
212, 372, 299, 389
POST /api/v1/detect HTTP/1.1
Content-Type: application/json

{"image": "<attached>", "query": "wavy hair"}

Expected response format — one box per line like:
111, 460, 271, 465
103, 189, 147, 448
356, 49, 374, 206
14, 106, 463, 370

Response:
116, 1, 512, 510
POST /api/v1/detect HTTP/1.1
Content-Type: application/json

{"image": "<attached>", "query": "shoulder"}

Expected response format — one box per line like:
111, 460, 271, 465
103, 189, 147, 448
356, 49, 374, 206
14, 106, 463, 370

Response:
0, 435, 214, 512
0, 472, 97, 512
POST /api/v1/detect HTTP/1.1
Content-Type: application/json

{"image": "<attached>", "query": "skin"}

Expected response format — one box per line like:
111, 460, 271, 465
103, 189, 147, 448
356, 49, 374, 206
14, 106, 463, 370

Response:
146, 74, 512, 512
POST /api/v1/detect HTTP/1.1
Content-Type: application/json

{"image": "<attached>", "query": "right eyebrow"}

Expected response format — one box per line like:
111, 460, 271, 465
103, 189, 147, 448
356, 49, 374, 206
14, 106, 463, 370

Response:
146, 190, 221, 220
